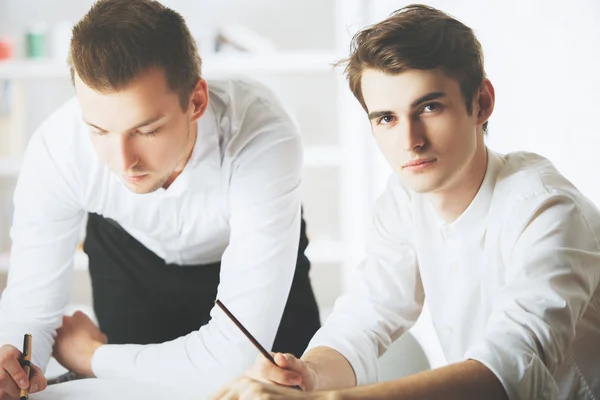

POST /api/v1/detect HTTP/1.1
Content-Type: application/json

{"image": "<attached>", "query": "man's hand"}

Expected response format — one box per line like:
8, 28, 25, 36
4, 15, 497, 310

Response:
209, 352, 325, 400
52, 311, 107, 377
247, 352, 319, 391
0, 344, 46, 399
209, 376, 333, 400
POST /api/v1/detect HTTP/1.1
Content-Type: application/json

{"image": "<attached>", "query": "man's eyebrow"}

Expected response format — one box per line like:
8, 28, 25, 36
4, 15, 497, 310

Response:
84, 115, 165, 132
367, 110, 394, 121
411, 92, 446, 108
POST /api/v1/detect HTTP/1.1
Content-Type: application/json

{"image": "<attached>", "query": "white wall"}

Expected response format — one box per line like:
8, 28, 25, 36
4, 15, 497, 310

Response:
161, 0, 336, 52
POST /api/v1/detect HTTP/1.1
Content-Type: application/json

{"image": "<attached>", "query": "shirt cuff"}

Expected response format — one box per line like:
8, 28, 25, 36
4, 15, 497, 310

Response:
91, 344, 143, 379
305, 326, 379, 386
465, 339, 558, 400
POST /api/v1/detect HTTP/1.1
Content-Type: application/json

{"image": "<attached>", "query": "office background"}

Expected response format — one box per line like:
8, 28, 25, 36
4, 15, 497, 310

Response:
0, 0, 599, 378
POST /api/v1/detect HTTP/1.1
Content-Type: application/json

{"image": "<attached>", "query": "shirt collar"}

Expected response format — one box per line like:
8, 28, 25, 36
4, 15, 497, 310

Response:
428, 148, 504, 239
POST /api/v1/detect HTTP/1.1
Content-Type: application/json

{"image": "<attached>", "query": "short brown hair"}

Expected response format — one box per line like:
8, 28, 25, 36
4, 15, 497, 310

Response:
69, 0, 201, 110
342, 4, 488, 131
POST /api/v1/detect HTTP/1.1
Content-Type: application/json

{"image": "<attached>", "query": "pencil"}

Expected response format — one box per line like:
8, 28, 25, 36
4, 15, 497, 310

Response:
215, 300, 303, 391
19, 333, 32, 400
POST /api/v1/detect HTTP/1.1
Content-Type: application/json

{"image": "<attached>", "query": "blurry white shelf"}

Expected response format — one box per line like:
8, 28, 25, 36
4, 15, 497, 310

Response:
0, 52, 341, 79
0, 146, 343, 177
0, 158, 21, 177
0, 251, 89, 273
0, 60, 71, 79
305, 239, 345, 264
204, 52, 340, 74
304, 146, 344, 167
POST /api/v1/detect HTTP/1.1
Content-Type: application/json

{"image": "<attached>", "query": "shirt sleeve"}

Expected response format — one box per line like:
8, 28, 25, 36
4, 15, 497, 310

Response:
0, 127, 83, 371
305, 179, 424, 385
91, 118, 303, 396
465, 194, 600, 399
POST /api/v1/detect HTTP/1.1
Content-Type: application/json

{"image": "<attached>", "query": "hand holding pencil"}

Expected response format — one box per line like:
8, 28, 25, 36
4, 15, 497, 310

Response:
18, 334, 32, 400
0, 335, 47, 399
210, 300, 319, 399
215, 300, 316, 391
248, 351, 318, 391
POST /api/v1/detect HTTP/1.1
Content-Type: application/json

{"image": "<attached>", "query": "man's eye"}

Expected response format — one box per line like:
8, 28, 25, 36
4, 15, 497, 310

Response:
422, 103, 440, 113
377, 115, 395, 125
139, 129, 158, 137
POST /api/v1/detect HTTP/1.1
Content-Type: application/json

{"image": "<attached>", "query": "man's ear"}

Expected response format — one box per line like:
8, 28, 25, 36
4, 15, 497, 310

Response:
189, 79, 209, 122
476, 79, 495, 126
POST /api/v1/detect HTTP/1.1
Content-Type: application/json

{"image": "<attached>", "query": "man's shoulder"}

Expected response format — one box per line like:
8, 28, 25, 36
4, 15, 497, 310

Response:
491, 151, 598, 224
207, 77, 290, 120
35, 97, 85, 144
495, 151, 577, 199
487, 151, 600, 264
207, 77, 300, 161
28, 97, 94, 173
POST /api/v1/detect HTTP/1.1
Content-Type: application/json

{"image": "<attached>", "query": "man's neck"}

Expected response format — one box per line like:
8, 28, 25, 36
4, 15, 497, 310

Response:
427, 146, 488, 223
163, 121, 198, 189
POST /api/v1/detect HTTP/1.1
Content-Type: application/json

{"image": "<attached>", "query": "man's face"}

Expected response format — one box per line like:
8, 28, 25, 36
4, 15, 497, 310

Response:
75, 68, 194, 194
362, 68, 488, 195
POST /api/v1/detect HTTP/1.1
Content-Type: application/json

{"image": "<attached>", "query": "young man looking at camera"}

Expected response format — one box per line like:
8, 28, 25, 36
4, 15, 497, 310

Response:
214, 5, 600, 400
0, 0, 320, 398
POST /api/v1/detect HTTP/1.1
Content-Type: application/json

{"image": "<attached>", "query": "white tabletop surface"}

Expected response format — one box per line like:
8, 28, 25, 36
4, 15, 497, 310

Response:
30, 378, 191, 400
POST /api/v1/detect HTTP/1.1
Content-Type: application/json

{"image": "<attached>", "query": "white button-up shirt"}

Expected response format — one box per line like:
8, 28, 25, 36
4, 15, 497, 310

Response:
307, 150, 600, 399
0, 78, 303, 396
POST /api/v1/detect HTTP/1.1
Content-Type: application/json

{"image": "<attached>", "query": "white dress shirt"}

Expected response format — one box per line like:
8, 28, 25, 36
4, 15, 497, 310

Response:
0, 78, 303, 396
307, 150, 600, 399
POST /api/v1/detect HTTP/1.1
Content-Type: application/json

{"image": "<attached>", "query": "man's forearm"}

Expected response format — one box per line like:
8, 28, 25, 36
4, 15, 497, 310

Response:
301, 346, 356, 390
331, 359, 508, 400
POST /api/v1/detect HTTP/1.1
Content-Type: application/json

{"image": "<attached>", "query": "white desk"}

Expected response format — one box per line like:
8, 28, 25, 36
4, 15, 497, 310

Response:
31, 379, 191, 400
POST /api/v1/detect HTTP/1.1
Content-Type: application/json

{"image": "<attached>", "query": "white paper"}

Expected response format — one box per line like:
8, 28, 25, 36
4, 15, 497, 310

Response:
30, 378, 190, 400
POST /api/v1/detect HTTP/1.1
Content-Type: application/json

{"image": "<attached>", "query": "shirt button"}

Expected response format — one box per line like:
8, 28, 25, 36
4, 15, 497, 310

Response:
441, 223, 451, 241
450, 263, 459, 273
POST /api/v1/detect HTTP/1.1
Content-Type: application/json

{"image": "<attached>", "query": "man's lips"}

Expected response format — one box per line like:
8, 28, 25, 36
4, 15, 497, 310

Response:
403, 158, 435, 167
402, 158, 436, 170
124, 174, 148, 183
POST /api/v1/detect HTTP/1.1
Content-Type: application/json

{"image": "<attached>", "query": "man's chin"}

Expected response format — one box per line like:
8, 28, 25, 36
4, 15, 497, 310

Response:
124, 183, 155, 194
400, 175, 442, 194
122, 178, 160, 194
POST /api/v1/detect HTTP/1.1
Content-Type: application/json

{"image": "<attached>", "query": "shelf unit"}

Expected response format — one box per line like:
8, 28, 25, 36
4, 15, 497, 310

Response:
0, 52, 341, 80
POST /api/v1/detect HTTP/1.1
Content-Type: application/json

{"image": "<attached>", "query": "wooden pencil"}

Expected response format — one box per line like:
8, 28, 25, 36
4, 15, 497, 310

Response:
215, 299, 302, 391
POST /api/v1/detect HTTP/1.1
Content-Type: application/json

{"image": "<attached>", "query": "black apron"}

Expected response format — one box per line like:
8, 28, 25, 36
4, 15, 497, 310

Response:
83, 212, 320, 357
